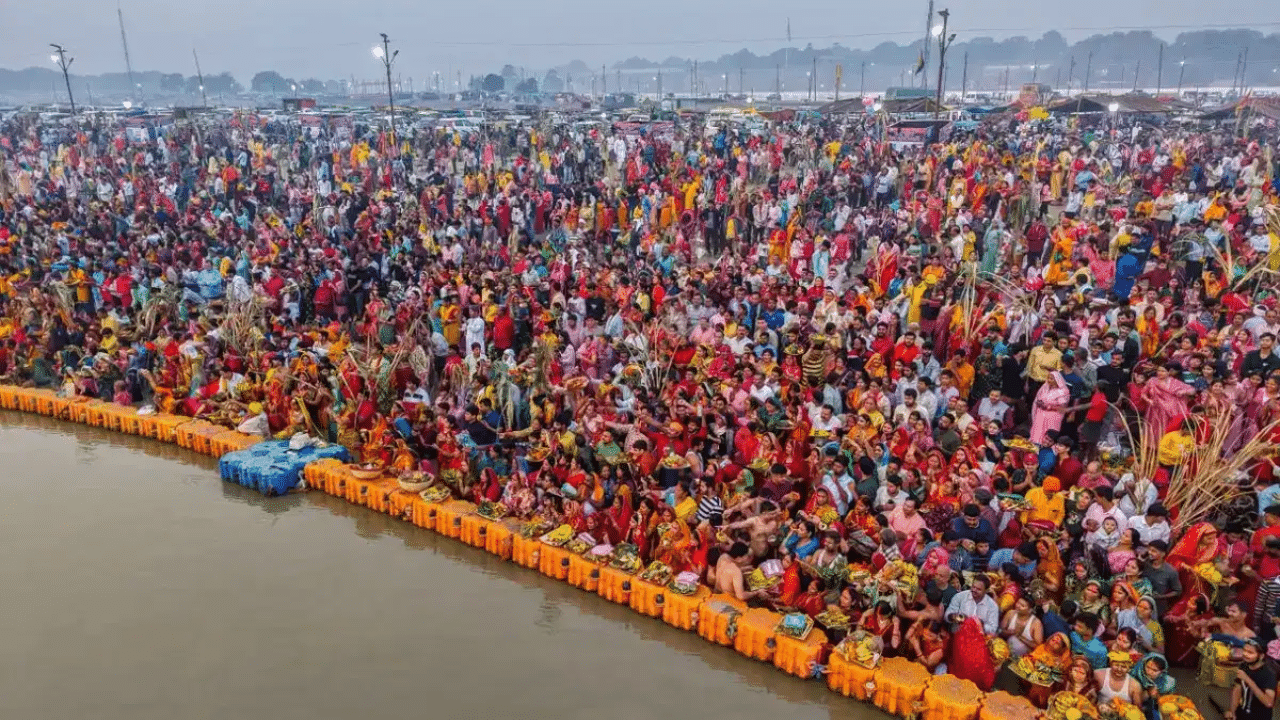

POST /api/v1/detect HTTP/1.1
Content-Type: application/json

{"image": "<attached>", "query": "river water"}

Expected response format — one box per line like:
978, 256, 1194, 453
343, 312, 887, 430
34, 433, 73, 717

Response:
0, 412, 882, 720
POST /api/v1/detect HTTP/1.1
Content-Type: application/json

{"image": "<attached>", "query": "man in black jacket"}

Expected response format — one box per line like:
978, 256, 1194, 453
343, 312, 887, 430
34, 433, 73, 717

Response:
1242, 333, 1280, 379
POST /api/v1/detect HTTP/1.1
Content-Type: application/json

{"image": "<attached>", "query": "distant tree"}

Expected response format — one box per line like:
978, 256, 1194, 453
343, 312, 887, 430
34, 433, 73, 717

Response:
299, 78, 326, 93
515, 77, 539, 93
481, 73, 505, 93
204, 72, 242, 94
159, 73, 186, 92
251, 71, 290, 93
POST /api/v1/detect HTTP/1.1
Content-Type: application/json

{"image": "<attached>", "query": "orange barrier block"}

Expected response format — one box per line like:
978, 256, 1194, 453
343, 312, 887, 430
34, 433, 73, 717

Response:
119, 408, 146, 435
31, 389, 60, 417
322, 465, 351, 498
214, 431, 260, 456
414, 500, 443, 532
774, 627, 828, 678
437, 501, 476, 539
84, 401, 112, 428
0, 386, 17, 409
191, 425, 226, 456
302, 458, 345, 491
363, 478, 397, 514
597, 566, 635, 605
827, 653, 878, 700
100, 404, 128, 432
978, 691, 1039, 720
16, 388, 41, 414
734, 608, 781, 662
697, 595, 747, 647
663, 586, 710, 631
538, 544, 572, 580
343, 476, 375, 505
459, 514, 492, 549
567, 554, 601, 592
511, 534, 542, 569
387, 489, 418, 522
484, 519, 521, 560
147, 415, 191, 443
629, 578, 666, 617
173, 420, 210, 450
922, 675, 984, 720
47, 394, 77, 421
872, 656, 932, 718
68, 398, 97, 424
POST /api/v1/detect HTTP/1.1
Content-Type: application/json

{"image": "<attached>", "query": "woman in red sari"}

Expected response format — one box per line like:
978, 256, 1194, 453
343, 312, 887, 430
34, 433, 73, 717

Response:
948, 617, 998, 689
1163, 592, 1215, 667
1166, 523, 1222, 603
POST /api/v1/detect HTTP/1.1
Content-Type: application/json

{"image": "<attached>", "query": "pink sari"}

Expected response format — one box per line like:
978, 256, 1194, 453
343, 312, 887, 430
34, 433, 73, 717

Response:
1030, 372, 1070, 446
1141, 375, 1195, 448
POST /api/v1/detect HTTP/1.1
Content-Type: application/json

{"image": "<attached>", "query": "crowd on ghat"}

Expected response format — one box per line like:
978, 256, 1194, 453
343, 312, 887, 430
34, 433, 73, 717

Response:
2, 104, 1280, 718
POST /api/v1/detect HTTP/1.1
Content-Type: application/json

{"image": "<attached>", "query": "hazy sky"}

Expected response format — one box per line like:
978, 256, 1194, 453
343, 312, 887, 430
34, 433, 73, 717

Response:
3, 0, 1273, 82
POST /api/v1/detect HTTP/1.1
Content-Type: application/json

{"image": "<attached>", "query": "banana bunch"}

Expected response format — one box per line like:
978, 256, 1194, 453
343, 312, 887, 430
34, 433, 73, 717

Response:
540, 524, 574, 547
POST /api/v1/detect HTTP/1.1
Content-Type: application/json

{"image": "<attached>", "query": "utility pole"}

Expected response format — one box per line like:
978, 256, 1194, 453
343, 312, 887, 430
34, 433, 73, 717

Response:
1133, 59, 1141, 92
602, 64, 606, 95
932, 8, 953, 118
1084, 51, 1092, 92
739, 67, 744, 96
1156, 42, 1164, 96
811, 56, 817, 101
1240, 46, 1250, 94
860, 61, 867, 97
920, 0, 934, 89
192, 49, 207, 106
1176, 60, 1186, 97
375, 33, 398, 154
775, 64, 781, 95
1067, 55, 1076, 92
49, 44, 76, 114
117, 3, 137, 103
960, 51, 968, 105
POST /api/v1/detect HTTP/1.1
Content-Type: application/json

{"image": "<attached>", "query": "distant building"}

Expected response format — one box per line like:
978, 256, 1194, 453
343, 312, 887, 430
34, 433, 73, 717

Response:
883, 86, 934, 101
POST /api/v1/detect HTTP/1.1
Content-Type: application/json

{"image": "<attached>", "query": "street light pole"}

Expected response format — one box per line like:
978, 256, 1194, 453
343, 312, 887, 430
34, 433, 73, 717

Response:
1176, 60, 1186, 97
375, 33, 399, 153
932, 9, 954, 118
50, 44, 76, 115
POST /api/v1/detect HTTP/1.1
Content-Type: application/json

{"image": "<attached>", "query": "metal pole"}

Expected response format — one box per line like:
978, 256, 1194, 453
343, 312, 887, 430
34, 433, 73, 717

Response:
933, 9, 950, 118
1176, 61, 1185, 97
1084, 51, 1092, 92
378, 33, 398, 155
860, 61, 866, 97
920, 0, 933, 89
960, 51, 968, 105
1156, 42, 1164, 96
193, 49, 208, 107
50, 44, 76, 114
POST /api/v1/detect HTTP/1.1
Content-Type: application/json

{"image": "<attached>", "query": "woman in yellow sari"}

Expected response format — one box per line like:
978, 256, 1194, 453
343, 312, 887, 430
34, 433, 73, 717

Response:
1136, 305, 1162, 358
652, 503, 693, 573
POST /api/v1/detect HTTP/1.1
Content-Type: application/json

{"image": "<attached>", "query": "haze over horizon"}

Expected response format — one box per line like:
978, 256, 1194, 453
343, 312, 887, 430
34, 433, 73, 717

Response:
4, 0, 1277, 83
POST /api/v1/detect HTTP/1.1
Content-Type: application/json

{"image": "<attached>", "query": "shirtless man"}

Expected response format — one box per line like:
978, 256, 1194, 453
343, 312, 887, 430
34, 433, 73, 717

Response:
725, 500, 783, 560
714, 542, 769, 601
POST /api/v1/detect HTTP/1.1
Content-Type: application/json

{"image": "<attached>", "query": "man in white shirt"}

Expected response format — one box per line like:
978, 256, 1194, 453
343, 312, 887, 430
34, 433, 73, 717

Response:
1083, 486, 1129, 534
945, 575, 1000, 635
1125, 503, 1172, 546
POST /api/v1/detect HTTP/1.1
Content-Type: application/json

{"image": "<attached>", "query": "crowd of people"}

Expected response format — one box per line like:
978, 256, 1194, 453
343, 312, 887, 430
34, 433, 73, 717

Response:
2, 102, 1280, 719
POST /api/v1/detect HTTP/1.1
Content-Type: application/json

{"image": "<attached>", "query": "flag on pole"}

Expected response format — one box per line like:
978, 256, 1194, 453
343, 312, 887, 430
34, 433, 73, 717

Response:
914, 52, 925, 75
